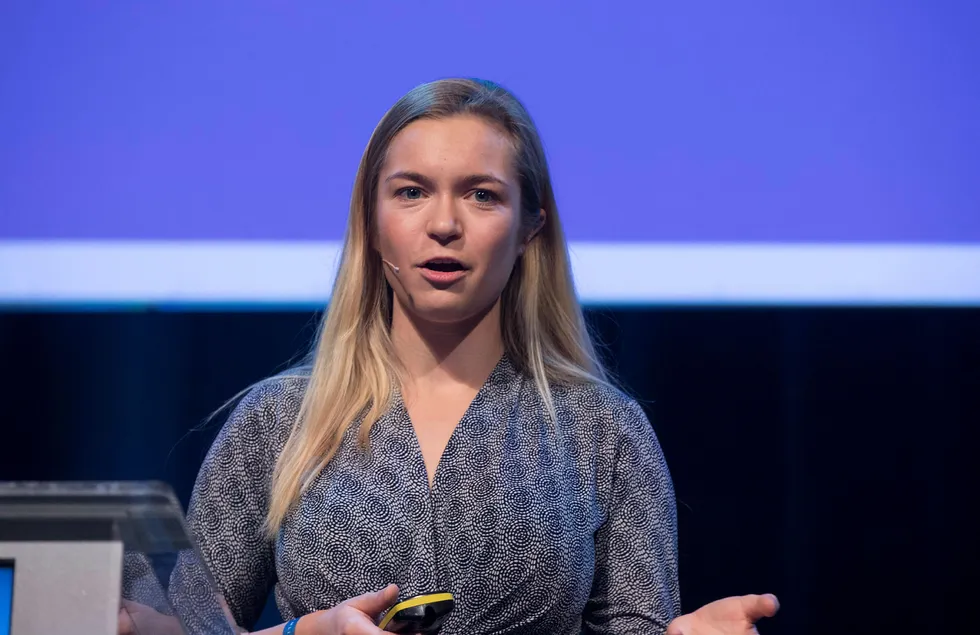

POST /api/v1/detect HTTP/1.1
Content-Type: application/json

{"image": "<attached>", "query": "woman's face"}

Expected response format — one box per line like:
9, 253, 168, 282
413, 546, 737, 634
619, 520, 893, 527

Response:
375, 115, 533, 325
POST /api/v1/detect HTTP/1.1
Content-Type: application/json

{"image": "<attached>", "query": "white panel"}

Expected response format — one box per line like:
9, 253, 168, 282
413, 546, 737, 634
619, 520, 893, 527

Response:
0, 541, 122, 635
1, 241, 980, 306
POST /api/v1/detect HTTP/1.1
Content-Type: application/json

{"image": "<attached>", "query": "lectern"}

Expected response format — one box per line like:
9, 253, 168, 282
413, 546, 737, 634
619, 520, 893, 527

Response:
0, 481, 238, 635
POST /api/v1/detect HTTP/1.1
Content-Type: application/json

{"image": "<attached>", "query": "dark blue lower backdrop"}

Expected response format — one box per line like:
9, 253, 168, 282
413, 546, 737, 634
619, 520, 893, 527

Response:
1, 308, 977, 634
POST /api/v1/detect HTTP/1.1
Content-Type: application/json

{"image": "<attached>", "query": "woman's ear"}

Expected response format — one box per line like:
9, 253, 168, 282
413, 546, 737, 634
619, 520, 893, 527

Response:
532, 207, 547, 239
520, 208, 547, 254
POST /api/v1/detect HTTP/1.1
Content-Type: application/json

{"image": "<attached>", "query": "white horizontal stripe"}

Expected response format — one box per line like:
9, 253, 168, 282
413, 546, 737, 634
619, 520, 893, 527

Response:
1, 241, 979, 306
567, 243, 980, 305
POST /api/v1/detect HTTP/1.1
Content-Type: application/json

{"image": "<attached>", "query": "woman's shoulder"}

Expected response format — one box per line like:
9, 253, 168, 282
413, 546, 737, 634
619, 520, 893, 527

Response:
552, 377, 647, 420
231, 371, 310, 424
551, 379, 672, 502
551, 378, 658, 448
207, 371, 310, 462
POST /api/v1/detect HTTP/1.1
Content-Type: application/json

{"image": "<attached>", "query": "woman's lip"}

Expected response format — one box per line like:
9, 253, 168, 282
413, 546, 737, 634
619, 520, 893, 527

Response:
417, 267, 468, 285
421, 259, 466, 268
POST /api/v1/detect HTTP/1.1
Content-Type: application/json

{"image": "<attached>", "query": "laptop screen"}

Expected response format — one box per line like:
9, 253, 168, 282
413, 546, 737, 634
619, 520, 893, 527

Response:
0, 560, 13, 635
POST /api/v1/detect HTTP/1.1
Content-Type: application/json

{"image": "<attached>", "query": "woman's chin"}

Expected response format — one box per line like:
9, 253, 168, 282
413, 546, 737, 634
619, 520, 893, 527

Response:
412, 305, 480, 326
406, 298, 497, 328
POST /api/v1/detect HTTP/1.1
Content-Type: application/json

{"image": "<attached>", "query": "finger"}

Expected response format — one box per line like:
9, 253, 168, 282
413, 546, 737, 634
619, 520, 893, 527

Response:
117, 607, 135, 635
741, 593, 780, 622
665, 614, 692, 635
120, 598, 150, 614
344, 583, 400, 617
343, 611, 390, 634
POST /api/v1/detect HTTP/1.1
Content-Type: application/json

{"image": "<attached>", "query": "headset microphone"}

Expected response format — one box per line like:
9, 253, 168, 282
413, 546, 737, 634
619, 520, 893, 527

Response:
382, 259, 400, 274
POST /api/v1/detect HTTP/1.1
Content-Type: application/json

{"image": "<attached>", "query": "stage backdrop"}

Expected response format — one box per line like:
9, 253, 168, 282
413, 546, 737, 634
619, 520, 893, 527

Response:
0, 307, 977, 635
2, 1, 979, 306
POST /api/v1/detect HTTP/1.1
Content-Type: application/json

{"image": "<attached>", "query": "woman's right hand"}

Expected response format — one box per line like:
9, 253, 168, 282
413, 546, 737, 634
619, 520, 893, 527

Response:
297, 584, 401, 635
118, 599, 185, 635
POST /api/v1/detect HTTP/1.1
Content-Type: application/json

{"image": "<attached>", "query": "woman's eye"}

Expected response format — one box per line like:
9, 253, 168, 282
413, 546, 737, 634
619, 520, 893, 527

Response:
399, 187, 423, 200
473, 190, 497, 204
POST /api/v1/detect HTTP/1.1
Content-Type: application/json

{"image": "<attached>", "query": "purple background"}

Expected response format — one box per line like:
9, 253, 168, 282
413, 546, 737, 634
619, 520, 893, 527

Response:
1, 1, 978, 242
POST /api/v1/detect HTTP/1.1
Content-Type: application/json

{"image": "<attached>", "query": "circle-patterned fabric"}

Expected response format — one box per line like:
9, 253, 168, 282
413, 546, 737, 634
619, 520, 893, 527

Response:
182, 356, 680, 634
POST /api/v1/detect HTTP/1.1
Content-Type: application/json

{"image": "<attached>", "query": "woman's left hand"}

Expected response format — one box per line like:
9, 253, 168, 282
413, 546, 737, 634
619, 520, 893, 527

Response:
666, 593, 779, 635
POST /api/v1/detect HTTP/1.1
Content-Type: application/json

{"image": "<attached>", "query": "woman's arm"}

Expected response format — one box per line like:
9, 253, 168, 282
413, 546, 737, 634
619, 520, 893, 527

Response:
247, 584, 399, 635
579, 398, 780, 635
582, 399, 681, 635
171, 378, 301, 632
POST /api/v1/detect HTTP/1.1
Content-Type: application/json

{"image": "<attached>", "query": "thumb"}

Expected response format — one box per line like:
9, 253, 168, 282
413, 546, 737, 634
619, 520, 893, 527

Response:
117, 607, 135, 635
665, 614, 693, 635
742, 593, 780, 622
344, 584, 400, 617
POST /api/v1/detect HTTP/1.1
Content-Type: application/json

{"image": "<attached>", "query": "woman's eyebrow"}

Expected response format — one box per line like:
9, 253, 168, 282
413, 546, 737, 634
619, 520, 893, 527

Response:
457, 174, 509, 189
384, 170, 436, 190
384, 171, 509, 190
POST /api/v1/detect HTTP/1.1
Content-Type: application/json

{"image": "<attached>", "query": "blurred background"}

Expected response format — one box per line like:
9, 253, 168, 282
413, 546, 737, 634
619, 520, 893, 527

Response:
1, 2, 978, 634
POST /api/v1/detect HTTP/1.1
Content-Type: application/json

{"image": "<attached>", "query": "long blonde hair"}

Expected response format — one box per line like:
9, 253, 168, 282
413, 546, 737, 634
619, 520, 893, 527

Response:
265, 78, 609, 536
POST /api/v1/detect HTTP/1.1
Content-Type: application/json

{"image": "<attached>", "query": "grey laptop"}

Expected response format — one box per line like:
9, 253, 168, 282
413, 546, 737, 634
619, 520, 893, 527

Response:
0, 481, 238, 635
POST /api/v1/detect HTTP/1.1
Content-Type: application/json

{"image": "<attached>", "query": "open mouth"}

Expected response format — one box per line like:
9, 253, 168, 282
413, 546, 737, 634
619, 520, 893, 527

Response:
420, 258, 467, 272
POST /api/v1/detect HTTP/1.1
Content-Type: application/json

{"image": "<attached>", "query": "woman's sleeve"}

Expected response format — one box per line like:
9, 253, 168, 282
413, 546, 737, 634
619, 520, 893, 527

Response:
582, 399, 681, 635
173, 379, 294, 631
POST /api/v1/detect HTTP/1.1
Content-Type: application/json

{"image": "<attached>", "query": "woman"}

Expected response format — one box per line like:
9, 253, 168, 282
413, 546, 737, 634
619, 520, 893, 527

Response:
127, 78, 778, 635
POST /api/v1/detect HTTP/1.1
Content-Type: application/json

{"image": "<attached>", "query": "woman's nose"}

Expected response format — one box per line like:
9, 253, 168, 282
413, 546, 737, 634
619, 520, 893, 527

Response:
425, 198, 462, 243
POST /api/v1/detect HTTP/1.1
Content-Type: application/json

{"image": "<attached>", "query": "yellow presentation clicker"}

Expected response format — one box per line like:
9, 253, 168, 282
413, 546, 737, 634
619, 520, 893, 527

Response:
378, 592, 455, 634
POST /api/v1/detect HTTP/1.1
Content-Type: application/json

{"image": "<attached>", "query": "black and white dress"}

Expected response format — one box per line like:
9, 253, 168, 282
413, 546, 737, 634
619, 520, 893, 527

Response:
187, 355, 680, 634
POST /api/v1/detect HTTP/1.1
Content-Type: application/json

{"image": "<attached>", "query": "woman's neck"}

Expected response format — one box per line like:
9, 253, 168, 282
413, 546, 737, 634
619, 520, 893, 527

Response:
390, 300, 505, 394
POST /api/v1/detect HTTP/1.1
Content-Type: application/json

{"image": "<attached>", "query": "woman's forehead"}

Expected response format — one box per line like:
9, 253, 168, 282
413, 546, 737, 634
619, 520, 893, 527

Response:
383, 116, 516, 180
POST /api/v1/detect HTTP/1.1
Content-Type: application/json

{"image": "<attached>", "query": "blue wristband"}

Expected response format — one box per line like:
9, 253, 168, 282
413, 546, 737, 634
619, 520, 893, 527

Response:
283, 617, 300, 635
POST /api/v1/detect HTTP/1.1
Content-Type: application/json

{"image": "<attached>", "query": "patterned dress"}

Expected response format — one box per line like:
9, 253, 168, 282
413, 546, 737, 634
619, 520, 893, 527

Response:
188, 355, 680, 634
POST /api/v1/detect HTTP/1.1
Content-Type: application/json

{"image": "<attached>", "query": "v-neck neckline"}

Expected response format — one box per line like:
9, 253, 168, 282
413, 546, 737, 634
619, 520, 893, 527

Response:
396, 354, 514, 492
